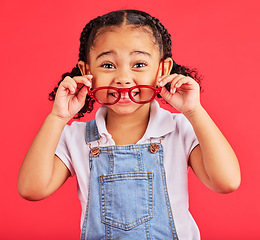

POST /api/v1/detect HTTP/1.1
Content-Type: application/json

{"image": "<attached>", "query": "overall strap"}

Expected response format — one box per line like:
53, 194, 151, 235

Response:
86, 119, 101, 143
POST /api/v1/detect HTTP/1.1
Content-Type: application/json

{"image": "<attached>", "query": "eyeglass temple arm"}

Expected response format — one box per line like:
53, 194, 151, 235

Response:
162, 59, 164, 76
156, 60, 164, 88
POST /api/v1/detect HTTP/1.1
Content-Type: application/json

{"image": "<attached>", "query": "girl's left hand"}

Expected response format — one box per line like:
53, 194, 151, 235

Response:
158, 74, 201, 115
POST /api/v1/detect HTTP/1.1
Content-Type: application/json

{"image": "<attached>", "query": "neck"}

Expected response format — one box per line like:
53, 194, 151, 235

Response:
106, 104, 150, 145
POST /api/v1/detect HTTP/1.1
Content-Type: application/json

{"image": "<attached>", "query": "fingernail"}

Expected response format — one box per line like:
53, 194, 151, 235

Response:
85, 82, 91, 87
171, 88, 176, 94
159, 81, 164, 86
176, 82, 181, 88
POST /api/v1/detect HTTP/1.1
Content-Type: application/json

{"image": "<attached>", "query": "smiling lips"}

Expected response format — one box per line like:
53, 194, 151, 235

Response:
88, 85, 159, 105
109, 91, 139, 104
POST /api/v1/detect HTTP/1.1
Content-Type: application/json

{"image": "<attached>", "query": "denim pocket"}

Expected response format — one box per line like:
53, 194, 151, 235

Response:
99, 172, 153, 230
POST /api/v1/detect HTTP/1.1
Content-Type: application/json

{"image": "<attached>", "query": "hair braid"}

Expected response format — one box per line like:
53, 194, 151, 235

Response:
150, 16, 172, 59
149, 16, 202, 93
49, 10, 202, 118
79, 17, 103, 62
48, 18, 102, 118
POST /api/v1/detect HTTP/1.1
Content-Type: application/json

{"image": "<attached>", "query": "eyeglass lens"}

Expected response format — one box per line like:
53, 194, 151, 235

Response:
93, 86, 158, 105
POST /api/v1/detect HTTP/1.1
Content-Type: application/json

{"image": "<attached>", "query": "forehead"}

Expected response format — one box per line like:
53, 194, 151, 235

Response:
90, 26, 161, 57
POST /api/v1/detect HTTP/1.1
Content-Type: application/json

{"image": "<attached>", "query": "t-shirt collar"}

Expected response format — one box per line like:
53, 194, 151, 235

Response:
140, 100, 175, 141
95, 100, 175, 143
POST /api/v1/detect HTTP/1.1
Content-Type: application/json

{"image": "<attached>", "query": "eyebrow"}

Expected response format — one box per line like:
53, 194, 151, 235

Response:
130, 50, 151, 57
96, 50, 151, 60
96, 51, 115, 60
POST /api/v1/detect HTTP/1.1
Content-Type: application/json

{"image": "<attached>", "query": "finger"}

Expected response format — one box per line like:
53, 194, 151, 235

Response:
77, 85, 89, 103
158, 74, 187, 94
175, 76, 194, 89
73, 75, 92, 87
160, 86, 172, 99
60, 75, 92, 95
157, 74, 178, 87
60, 76, 78, 94
170, 75, 188, 94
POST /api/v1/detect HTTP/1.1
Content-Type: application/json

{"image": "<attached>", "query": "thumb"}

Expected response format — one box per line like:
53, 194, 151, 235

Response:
160, 87, 173, 103
77, 85, 89, 103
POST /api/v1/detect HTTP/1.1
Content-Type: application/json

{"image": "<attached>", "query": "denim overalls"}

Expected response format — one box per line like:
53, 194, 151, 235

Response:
80, 119, 179, 240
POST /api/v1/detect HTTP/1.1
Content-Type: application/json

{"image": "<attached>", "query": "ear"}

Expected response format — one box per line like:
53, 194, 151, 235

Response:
160, 57, 173, 76
78, 60, 91, 76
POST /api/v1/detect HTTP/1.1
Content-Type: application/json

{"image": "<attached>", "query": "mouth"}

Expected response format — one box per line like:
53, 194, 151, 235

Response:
118, 92, 131, 103
131, 90, 140, 97
108, 92, 118, 99
106, 91, 130, 104
106, 88, 142, 104
118, 98, 132, 104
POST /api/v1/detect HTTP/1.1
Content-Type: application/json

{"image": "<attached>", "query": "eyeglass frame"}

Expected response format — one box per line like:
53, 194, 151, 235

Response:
88, 85, 162, 105
85, 59, 165, 105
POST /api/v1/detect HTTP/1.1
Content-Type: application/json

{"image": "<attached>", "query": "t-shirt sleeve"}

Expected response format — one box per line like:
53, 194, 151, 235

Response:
179, 114, 200, 156
55, 125, 76, 177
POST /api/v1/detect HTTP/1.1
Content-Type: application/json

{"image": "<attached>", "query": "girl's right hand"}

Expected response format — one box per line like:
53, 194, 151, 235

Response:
51, 75, 92, 121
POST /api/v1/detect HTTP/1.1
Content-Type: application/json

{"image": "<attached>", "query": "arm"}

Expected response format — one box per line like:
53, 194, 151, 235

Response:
158, 73, 241, 193
186, 107, 240, 193
18, 75, 92, 200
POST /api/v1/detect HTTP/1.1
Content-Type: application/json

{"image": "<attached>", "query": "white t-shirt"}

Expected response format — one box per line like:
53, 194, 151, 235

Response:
55, 100, 200, 240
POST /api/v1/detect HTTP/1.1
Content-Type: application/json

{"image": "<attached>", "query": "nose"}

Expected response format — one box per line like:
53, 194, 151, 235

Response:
114, 70, 133, 87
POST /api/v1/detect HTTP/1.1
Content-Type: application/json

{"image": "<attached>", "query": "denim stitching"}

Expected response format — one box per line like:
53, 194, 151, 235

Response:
100, 174, 106, 226
80, 165, 94, 240
89, 152, 93, 171
84, 119, 178, 238
86, 121, 89, 143
148, 172, 153, 219
100, 172, 151, 180
86, 120, 100, 143
99, 172, 153, 231
136, 145, 144, 172
145, 220, 151, 240
147, 173, 153, 240
102, 215, 152, 230
98, 144, 151, 152
159, 145, 179, 240
108, 148, 114, 175
106, 224, 112, 240
94, 120, 99, 140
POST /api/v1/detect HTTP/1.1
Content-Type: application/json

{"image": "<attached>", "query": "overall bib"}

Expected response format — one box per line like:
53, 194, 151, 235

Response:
80, 120, 179, 240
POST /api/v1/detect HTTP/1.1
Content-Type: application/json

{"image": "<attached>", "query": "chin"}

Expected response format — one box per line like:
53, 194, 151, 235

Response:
107, 103, 149, 116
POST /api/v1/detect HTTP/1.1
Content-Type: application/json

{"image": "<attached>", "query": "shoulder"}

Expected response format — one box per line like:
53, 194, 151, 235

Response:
61, 121, 87, 142
171, 113, 193, 131
64, 120, 86, 132
151, 101, 192, 130
166, 113, 199, 156
170, 113, 198, 145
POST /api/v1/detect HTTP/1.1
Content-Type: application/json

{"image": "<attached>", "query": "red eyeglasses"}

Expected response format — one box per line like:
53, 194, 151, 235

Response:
88, 85, 162, 105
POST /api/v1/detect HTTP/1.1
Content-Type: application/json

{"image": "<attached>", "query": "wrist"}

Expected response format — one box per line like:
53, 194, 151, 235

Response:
183, 104, 206, 122
48, 112, 70, 126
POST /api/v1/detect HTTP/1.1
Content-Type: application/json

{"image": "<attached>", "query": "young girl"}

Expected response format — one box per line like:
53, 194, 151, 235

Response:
18, 10, 241, 240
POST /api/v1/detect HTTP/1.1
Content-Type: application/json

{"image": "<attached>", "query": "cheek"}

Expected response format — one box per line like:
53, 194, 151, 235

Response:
136, 70, 159, 86
92, 78, 102, 88
88, 66, 108, 88
92, 75, 113, 88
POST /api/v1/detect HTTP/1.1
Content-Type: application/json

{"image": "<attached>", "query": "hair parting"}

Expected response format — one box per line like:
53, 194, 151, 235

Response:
49, 10, 202, 118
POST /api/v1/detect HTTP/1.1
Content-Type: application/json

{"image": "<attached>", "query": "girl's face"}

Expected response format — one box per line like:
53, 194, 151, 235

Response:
86, 26, 162, 115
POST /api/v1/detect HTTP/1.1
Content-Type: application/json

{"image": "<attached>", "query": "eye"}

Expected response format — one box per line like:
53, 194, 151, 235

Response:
133, 62, 147, 68
101, 63, 115, 69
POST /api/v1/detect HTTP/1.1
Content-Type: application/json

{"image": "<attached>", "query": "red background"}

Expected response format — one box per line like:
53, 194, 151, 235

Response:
1, 0, 259, 239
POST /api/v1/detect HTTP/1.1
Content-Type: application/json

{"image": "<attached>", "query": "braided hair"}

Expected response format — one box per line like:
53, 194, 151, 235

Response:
49, 10, 202, 119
